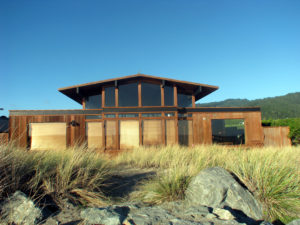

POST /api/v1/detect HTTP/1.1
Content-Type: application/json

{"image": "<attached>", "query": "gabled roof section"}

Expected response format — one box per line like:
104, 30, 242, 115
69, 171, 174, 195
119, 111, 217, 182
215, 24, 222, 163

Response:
58, 74, 219, 104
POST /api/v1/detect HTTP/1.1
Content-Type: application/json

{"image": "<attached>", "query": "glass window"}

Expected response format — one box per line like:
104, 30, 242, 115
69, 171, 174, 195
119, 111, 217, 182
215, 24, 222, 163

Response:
178, 93, 192, 107
105, 114, 116, 118
165, 112, 175, 117
164, 85, 174, 106
211, 119, 245, 145
86, 94, 102, 109
119, 114, 139, 118
178, 113, 192, 118
142, 113, 162, 117
141, 82, 161, 106
118, 82, 138, 107
178, 120, 193, 146
105, 86, 115, 107
85, 115, 102, 119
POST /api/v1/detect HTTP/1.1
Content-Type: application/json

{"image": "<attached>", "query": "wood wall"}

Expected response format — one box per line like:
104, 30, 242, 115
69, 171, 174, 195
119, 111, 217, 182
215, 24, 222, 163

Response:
263, 126, 291, 147
9, 115, 86, 148
9, 110, 264, 149
192, 111, 264, 146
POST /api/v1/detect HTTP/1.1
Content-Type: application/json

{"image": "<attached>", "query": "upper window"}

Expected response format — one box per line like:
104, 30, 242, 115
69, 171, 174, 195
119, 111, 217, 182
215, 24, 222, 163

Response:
141, 82, 161, 106
178, 93, 192, 107
86, 94, 102, 109
118, 82, 138, 107
105, 86, 115, 107
164, 85, 174, 106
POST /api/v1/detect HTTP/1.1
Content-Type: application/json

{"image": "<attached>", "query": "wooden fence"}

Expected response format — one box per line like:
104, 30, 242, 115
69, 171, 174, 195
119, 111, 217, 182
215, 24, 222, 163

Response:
263, 126, 291, 147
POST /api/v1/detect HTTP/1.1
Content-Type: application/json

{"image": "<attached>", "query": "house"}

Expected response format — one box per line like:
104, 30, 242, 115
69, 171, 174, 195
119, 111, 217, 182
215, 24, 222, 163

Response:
9, 74, 264, 150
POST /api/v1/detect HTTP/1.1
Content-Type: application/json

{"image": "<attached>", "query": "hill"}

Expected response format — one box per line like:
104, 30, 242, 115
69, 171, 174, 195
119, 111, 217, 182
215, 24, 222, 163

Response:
197, 92, 300, 120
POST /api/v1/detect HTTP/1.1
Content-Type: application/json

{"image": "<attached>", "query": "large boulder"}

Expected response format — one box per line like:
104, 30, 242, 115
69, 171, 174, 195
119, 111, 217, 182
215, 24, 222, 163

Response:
185, 167, 263, 220
0, 191, 42, 225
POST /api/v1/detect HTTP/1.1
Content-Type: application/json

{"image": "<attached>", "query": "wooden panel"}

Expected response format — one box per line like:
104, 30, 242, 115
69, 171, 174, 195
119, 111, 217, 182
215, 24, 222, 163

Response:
263, 127, 291, 147
192, 111, 263, 146
120, 120, 139, 149
166, 120, 176, 145
143, 120, 162, 145
0, 133, 8, 145
86, 122, 103, 149
30, 123, 66, 150
105, 120, 117, 149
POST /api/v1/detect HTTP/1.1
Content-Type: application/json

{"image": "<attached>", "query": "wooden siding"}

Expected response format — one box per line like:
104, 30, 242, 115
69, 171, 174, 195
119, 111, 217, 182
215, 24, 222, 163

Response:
0, 133, 8, 145
9, 110, 264, 149
192, 111, 264, 146
263, 126, 291, 147
9, 115, 86, 148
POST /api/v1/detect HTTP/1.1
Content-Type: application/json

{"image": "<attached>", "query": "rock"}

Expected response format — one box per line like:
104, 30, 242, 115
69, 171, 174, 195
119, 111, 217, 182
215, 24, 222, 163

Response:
287, 219, 300, 225
259, 221, 273, 225
0, 191, 42, 225
213, 208, 235, 220
185, 167, 263, 220
80, 207, 125, 225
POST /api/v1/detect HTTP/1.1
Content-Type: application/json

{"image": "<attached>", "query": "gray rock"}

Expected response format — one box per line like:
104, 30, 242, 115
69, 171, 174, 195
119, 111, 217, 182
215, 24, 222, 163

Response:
0, 191, 42, 225
80, 207, 124, 225
185, 167, 263, 220
213, 208, 235, 220
259, 221, 273, 225
287, 219, 300, 225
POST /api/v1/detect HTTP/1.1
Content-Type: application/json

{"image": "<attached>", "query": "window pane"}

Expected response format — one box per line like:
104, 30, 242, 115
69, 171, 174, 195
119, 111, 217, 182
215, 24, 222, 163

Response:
211, 119, 245, 145
104, 114, 116, 118
143, 120, 162, 145
86, 94, 102, 109
141, 82, 161, 106
178, 93, 192, 107
105, 86, 115, 107
30, 123, 66, 150
86, 122, 103, 149
164, 85, 174, 106
165, 112, 175, 117
118, 83, 138, 107
85, 115, 102, 119
120, 120, 140, 149
142, 113, 161, 117
119, 114, 139, 118
178, 120, 193, 146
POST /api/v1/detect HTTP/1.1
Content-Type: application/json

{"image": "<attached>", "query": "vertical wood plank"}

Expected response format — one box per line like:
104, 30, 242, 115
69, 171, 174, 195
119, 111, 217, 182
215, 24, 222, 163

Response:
102, 87, 105, 107
161, 84, 164, 106
138, 81, 142, 107
173, 85, 178, 106
82, 98, 86, 109
115, 87, 119, 107
192, 95, 195, 108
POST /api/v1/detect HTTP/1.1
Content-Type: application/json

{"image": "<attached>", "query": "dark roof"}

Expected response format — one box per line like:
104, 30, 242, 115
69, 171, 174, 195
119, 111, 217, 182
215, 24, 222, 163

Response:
58, 74, 219, 104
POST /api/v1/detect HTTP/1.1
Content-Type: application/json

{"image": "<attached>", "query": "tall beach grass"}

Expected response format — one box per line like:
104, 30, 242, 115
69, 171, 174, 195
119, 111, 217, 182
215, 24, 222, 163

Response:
0, 143, 299, 223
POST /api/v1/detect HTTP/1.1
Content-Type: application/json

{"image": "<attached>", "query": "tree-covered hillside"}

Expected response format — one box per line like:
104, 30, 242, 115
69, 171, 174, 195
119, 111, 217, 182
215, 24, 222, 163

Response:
197, 92, 300, 120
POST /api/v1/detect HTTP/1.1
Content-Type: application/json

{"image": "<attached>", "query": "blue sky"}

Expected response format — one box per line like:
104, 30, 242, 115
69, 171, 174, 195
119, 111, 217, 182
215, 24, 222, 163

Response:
1, 0, 300, 116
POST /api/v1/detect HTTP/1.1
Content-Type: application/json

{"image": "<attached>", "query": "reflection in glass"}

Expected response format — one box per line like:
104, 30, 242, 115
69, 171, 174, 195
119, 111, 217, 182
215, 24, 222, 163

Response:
119, 114, 139, 118
164, 85, 174, 106
142, 82, 161, 106
105, 86, 115, 107
178, 93, 192, 107
118, 83, 138, 107
85, 115, 102, 119
86, 94, 102, 109
142, 113, 162, 117
211, 119, 245, 145
178, 120, 193, 146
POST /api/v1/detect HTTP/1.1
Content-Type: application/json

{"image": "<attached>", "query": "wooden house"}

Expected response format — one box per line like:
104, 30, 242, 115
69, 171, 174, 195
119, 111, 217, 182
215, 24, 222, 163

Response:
9, 74, 264, 150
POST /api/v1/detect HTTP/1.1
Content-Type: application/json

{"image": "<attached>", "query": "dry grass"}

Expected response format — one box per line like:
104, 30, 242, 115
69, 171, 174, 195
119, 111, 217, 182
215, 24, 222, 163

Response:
1, 143, 299, 223
115, 145, 300, 223
0, 143, 113, 207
